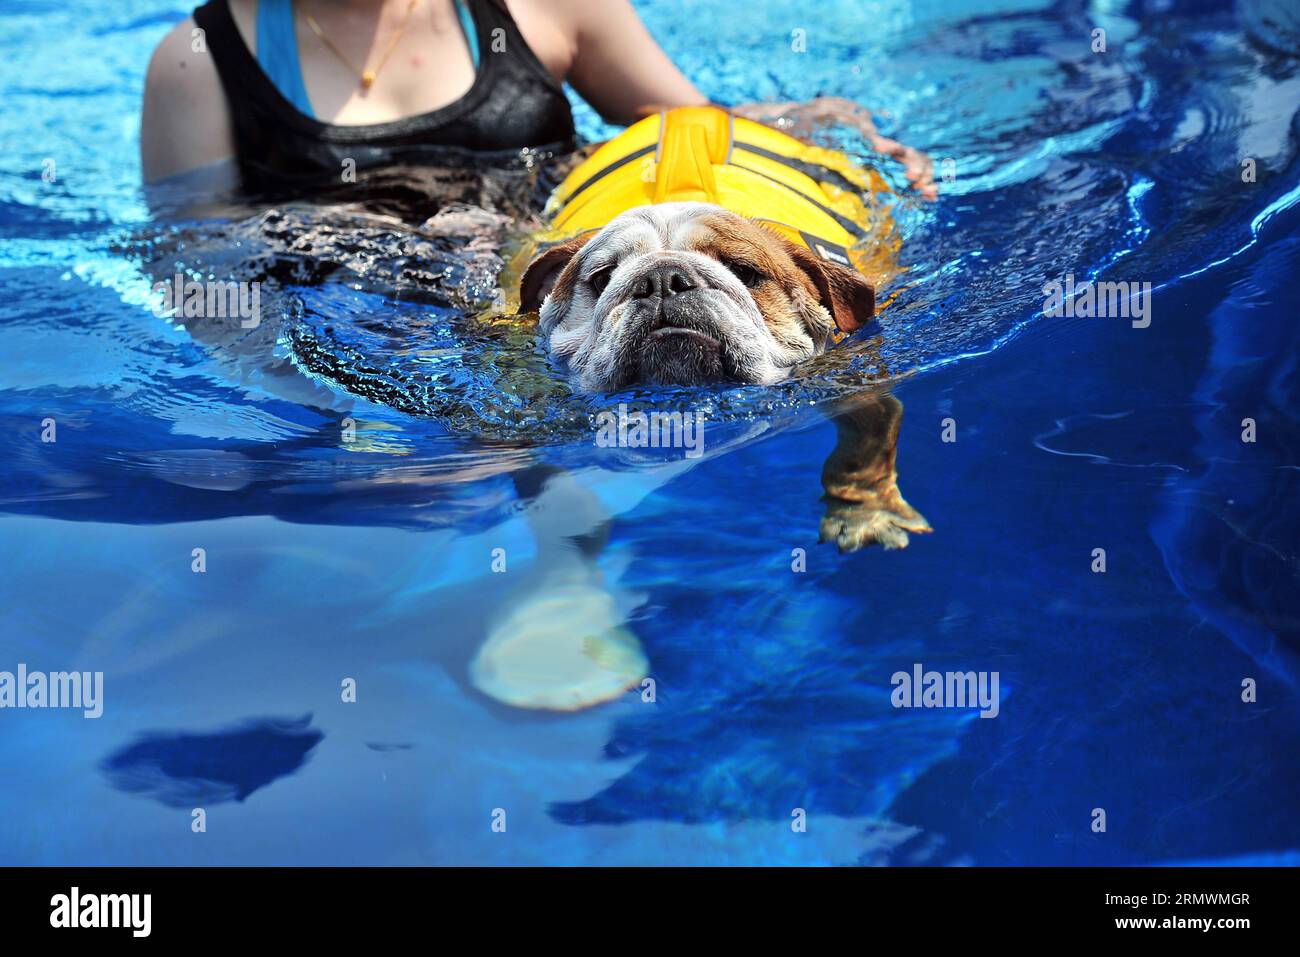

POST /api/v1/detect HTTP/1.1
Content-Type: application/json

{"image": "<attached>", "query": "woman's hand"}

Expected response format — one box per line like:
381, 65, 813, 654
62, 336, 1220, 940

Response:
730, 97, 937, 200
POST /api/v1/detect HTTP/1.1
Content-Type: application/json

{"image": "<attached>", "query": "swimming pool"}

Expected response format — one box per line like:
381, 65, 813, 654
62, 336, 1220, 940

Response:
1, 0, 1298, 865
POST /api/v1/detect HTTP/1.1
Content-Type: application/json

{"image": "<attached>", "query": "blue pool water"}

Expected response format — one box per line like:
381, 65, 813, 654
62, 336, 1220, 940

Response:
2, 0, 1299, 865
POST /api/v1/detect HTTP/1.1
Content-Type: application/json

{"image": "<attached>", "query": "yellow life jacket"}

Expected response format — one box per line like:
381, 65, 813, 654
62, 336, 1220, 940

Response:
504, 106, 899, 320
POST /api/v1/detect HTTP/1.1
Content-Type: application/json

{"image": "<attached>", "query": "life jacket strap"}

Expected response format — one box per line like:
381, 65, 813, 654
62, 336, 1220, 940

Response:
652, 107, 733, 204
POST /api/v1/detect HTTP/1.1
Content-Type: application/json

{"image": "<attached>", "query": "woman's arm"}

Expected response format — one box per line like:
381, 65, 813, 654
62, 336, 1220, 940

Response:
526, 3, 935, 199
140, 17, 237, 183
536, 0, 708, 125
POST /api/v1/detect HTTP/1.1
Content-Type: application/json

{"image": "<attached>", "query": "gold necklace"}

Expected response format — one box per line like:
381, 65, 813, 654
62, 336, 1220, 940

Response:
302, 0, 420, 90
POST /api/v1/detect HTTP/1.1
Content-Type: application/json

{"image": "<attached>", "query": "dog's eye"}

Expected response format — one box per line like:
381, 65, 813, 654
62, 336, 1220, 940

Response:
723, 260, 766, 288
587, 266, 614, 295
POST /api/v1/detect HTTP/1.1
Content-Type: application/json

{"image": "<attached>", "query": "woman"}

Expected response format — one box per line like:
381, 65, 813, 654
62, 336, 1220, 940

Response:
141, 0, 935, 197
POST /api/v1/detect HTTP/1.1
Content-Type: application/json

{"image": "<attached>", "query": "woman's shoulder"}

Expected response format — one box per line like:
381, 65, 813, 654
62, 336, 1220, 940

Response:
141, 15, 236, 183
498, 0, 585, 82
144, 15, 230, 117
146, 0, 253, 78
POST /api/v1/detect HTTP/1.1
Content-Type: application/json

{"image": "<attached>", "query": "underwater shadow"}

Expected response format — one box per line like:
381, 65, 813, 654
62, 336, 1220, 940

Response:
101, 714, 324, 807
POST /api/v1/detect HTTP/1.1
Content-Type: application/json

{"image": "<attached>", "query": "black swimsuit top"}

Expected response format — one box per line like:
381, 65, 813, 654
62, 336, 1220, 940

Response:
192, 0, 577, 192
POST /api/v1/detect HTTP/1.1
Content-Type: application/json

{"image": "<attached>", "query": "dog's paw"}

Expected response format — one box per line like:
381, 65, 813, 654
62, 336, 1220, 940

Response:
819, 495, 933, 553
472, 577, 647, 711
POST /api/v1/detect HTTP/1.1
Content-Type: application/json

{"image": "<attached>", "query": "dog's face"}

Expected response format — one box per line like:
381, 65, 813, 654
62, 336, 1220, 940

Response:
519, 202, 875, 391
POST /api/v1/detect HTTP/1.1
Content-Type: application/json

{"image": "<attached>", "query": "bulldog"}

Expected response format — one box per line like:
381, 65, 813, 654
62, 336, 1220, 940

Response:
517, 199, 931, 552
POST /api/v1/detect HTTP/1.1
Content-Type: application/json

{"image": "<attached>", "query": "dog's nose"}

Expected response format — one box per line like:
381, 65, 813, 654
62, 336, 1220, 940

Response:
631, 264, 696, 300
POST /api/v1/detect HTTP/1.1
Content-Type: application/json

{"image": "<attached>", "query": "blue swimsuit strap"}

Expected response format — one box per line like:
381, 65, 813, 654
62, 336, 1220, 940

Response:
256, 0, 480, 120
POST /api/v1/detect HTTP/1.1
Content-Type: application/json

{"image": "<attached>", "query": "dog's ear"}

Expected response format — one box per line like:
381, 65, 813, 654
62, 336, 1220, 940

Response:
780, 238, 875, 333
519, 233, 594, 314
